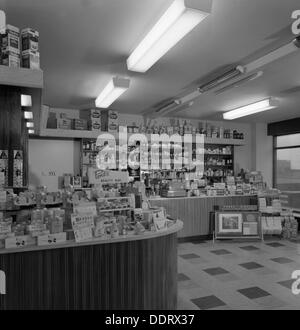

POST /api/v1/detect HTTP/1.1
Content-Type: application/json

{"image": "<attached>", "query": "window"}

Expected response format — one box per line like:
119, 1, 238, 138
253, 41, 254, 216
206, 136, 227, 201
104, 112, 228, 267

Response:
274, 134, 300, 209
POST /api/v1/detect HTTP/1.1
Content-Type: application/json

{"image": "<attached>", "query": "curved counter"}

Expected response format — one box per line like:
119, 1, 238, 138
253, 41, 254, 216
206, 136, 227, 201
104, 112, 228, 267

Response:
0, 221, 183, 310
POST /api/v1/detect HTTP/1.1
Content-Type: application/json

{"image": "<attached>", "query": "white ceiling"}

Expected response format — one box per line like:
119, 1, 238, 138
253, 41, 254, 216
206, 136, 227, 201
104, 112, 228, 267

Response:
2, 0, 300, 123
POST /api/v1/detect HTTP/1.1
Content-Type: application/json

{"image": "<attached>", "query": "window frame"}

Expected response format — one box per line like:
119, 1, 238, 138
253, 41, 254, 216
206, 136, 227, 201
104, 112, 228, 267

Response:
273, 135, 300, 189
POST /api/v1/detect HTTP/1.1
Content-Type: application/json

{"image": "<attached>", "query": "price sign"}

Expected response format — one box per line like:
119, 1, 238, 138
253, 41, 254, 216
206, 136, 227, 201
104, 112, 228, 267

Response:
37, 232, 67, 246
5, 235, 36, 249
88, 169, 129, 185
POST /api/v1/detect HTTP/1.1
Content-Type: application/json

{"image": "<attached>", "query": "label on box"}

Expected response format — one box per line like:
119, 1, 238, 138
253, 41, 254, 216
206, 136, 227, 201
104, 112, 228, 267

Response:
37, 232, 67, 246
90, 109, 101, 119
5, 235, 36, 249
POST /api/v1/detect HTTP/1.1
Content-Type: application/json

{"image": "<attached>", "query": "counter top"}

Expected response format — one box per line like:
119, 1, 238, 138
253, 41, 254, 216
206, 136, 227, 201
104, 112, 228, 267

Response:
0, 220, 183, 255
149, 194, 257, 201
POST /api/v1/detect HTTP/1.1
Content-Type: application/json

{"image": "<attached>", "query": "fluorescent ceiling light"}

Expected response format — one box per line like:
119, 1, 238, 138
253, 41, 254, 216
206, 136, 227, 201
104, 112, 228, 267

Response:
244, 38, 300, 73
127, 0, 209, 72
26, 122, 34, 128
24, 111, 33, 120
28, 129, 35, 134
95, 77, 130, 108
223, 98, 279, 120
0, 10, 5, 34
21, 94, 32, 107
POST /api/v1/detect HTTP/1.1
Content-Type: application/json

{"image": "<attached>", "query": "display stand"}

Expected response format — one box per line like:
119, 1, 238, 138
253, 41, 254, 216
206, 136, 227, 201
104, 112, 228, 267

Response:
213, 210, 264, 243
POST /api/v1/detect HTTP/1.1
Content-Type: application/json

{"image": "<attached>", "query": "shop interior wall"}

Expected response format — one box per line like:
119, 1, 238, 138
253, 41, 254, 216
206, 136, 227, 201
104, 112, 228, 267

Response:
28, 138, 81, 192
251, 122, 273, 187
27, 107, 269, 190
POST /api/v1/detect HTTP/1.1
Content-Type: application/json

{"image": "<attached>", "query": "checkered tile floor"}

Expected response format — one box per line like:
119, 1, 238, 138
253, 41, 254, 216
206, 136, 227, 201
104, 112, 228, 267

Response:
177, 238, 300, 310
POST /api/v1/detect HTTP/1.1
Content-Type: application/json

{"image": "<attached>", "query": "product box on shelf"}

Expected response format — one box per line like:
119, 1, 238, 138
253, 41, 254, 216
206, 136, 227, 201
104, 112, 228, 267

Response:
57, 118, 72, 130
101, 110, 119, 132
1, 24, 20, 53
90, 118, 101, 131
21, 49, 40, 69
21, 28, 39, 52
1, 49, 20, 67
90, 109, 101, 119
73, 118, 88, 130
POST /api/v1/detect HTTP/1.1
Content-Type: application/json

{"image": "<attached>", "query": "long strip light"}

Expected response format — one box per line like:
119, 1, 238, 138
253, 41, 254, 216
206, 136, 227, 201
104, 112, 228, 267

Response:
244, 36, 300, 73
95, 77, 130, 108
223, 98, 279, 120
127, 0, 209, 72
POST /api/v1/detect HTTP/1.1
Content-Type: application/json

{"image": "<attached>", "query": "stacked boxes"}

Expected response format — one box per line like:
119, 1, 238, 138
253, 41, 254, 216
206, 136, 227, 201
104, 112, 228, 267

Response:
73, 119, 87, 130
90, 109, 101, 131
57, 113, 72, 130
101, 110, 119, 133
0, 24, 20, 67
0, 25, 40, 69
282, 215, 298, 240
21, 28, 40, 69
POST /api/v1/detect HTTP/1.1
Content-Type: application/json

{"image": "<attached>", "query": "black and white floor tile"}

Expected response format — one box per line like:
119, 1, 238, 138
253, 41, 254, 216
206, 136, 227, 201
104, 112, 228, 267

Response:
177, 238, 300, 310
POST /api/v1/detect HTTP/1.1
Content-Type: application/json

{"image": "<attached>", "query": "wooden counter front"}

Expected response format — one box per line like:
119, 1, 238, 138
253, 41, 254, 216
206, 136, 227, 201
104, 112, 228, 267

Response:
150, 195, 257, 239
0, 221, 182, 310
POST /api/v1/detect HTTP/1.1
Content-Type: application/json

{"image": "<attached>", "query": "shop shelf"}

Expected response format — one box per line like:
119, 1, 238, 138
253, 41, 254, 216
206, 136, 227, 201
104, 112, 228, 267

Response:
0, 65, 43, 88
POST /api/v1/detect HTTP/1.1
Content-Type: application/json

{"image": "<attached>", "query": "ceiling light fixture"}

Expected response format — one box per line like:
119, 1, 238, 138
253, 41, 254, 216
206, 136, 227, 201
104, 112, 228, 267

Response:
28, 129, 35, 134
215, 71, 263, 95
127, 0, 209, 73
24, 111, 33, 120
198, 66, 245, 93
178, 90, 202, 104
21, 94, 32, 107
223, 98, 279, 120
95, 77, 130, 108
244, 36, 300, 73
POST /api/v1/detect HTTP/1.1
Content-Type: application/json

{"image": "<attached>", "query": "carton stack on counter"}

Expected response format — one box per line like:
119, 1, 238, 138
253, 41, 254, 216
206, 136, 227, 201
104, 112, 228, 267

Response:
0, 24, 20, 67
21, 28, 40, 69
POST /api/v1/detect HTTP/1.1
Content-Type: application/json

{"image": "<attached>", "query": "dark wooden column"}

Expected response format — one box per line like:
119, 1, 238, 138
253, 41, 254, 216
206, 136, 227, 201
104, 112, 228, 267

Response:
0, 85, 28, 187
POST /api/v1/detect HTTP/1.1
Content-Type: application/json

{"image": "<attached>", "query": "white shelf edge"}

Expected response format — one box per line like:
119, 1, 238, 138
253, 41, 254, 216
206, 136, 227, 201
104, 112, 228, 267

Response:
39, 129, 246, 145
